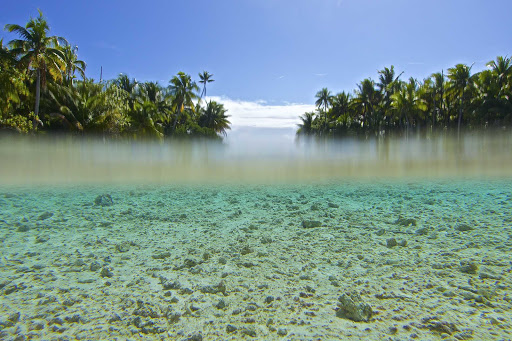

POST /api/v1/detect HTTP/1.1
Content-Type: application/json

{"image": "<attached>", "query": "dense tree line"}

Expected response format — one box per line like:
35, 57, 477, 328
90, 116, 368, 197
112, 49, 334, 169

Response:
0, 11, 230, 139
298, 58, 512, 137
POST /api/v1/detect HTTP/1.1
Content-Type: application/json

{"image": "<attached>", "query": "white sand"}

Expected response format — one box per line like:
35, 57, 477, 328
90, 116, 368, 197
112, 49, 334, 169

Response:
0, 180, 511, 340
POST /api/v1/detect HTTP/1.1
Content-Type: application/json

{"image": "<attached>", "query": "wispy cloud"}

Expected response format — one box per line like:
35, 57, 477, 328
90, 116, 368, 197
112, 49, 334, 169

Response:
208, 96, 315, 129
314, 73, 328, 77
277, 75, 285, 79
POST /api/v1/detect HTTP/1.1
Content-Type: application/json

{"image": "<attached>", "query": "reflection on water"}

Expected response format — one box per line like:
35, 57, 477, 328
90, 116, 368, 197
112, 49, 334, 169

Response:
0, 129, 511, 185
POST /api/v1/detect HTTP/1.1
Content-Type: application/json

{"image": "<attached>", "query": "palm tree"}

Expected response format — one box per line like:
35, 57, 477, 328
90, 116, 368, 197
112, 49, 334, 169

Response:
330, 92, 351, 129
315, 88, 333, 133
391, 78, 426, 134
198, 71, 214, 99
169, 72, 199, 133
0, 39, 29, 119
353, 79, 380, 129
430, 71, 445, 127
112, 73, 139, 110
297, 112, 315, 136
486, 56, 512, 95
447, 63, 473, 136
61, 44, 86, 85
198, 100, 230, 136
5, 10, 67, 129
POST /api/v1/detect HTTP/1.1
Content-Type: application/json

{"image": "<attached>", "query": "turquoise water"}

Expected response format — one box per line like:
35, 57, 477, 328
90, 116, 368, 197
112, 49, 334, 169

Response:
1, 134, 512, 340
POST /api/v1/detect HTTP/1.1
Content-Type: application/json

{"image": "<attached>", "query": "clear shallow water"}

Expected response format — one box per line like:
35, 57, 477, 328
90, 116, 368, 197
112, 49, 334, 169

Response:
0, 133, 511, 340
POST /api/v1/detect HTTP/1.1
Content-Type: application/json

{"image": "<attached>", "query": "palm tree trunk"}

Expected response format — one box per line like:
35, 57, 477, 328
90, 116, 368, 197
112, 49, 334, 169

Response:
33, 68, 41, 129
171, 105, 181, 133
457, 90, 464, 139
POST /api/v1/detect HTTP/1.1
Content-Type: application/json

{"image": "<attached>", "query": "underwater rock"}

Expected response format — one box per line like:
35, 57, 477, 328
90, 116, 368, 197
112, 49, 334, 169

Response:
133, 300, 161, 318
89, 261, 101, 272
215, 299, 227, 309
302, 220, 322, 228
455, 224, 474, 232
336, 291, 373, 322
240, 245, 253, 255
328, 202, 339, 208
184, 333, 203, 341
160, 278, 181, 290
420, 317, 459, 335
264, 296, 275, 304
37, 212, 53, 220
395, 217, 417, 227
415, 227, 429, 235
94, 194, 113, 207
240, 328, 257, 337
226, 324, 237, 333
182, 258, 199, 269
479, 267, 502, 280
460, 261, 478, 274
200, 281, 227, 295
375, 229, 386, 236
35, 235, 49, 244
386, 238, 398, 248
152, 252, 171, 259
115, 241, 135, 253
100, 266, 114, 278
277, 328, 288, 336
16, 224, 30, 232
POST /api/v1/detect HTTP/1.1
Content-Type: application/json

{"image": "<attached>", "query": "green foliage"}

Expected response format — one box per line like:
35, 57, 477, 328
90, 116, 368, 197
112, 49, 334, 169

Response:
0, 11, 230, 139
299, 59, 512, 137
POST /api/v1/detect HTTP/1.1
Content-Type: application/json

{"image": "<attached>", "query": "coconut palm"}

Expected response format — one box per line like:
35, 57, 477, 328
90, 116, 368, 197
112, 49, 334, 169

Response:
352, 79, 380, 129
330, 92, 351, 125
486, 56, 512, 91
391, 78, 426, 134
5, 10, 67, 128
315, 88, 333, 133
198, 100, 230, 136
168, 72, 199, 133
198, 71, 214, 99
61, 44, 86, 85
0, 39, 29, 118
297, 112, 315, 136
447, 64, 473, 136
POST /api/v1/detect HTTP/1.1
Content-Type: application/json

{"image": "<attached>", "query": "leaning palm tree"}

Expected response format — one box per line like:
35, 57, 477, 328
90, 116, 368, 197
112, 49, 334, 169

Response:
5, 10, 67, 129
198, 71, 214, 99
315, 88, 333, 133
169, 72, 199, 133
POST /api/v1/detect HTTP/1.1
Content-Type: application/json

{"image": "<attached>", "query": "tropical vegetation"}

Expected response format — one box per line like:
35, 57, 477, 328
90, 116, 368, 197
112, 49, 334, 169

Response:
298, 57, 512, 137
0, 11, 230, 139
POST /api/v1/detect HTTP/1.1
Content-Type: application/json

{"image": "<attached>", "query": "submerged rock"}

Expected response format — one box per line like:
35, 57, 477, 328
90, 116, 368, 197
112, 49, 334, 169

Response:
455, 224, 474, 232
460, 261, 478, 274
37, 212, 53, 220
386, 238, 398, 248
200, 281, 227, 295
336, 291, 373, 322
395, 217, 417, 227
302, 220, 322, 228
94, 194, 114, 207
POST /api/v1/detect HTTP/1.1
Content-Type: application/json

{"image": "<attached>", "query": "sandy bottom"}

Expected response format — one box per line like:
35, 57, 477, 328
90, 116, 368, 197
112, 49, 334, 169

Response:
0, 180, 511, 340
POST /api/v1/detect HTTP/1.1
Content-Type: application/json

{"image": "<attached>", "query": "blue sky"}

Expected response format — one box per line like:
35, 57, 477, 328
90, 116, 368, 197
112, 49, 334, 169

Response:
1, 0, 511, 130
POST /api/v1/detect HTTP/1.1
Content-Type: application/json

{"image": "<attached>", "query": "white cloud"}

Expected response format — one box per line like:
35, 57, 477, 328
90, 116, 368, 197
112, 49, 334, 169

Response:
207, 96, 315, 129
